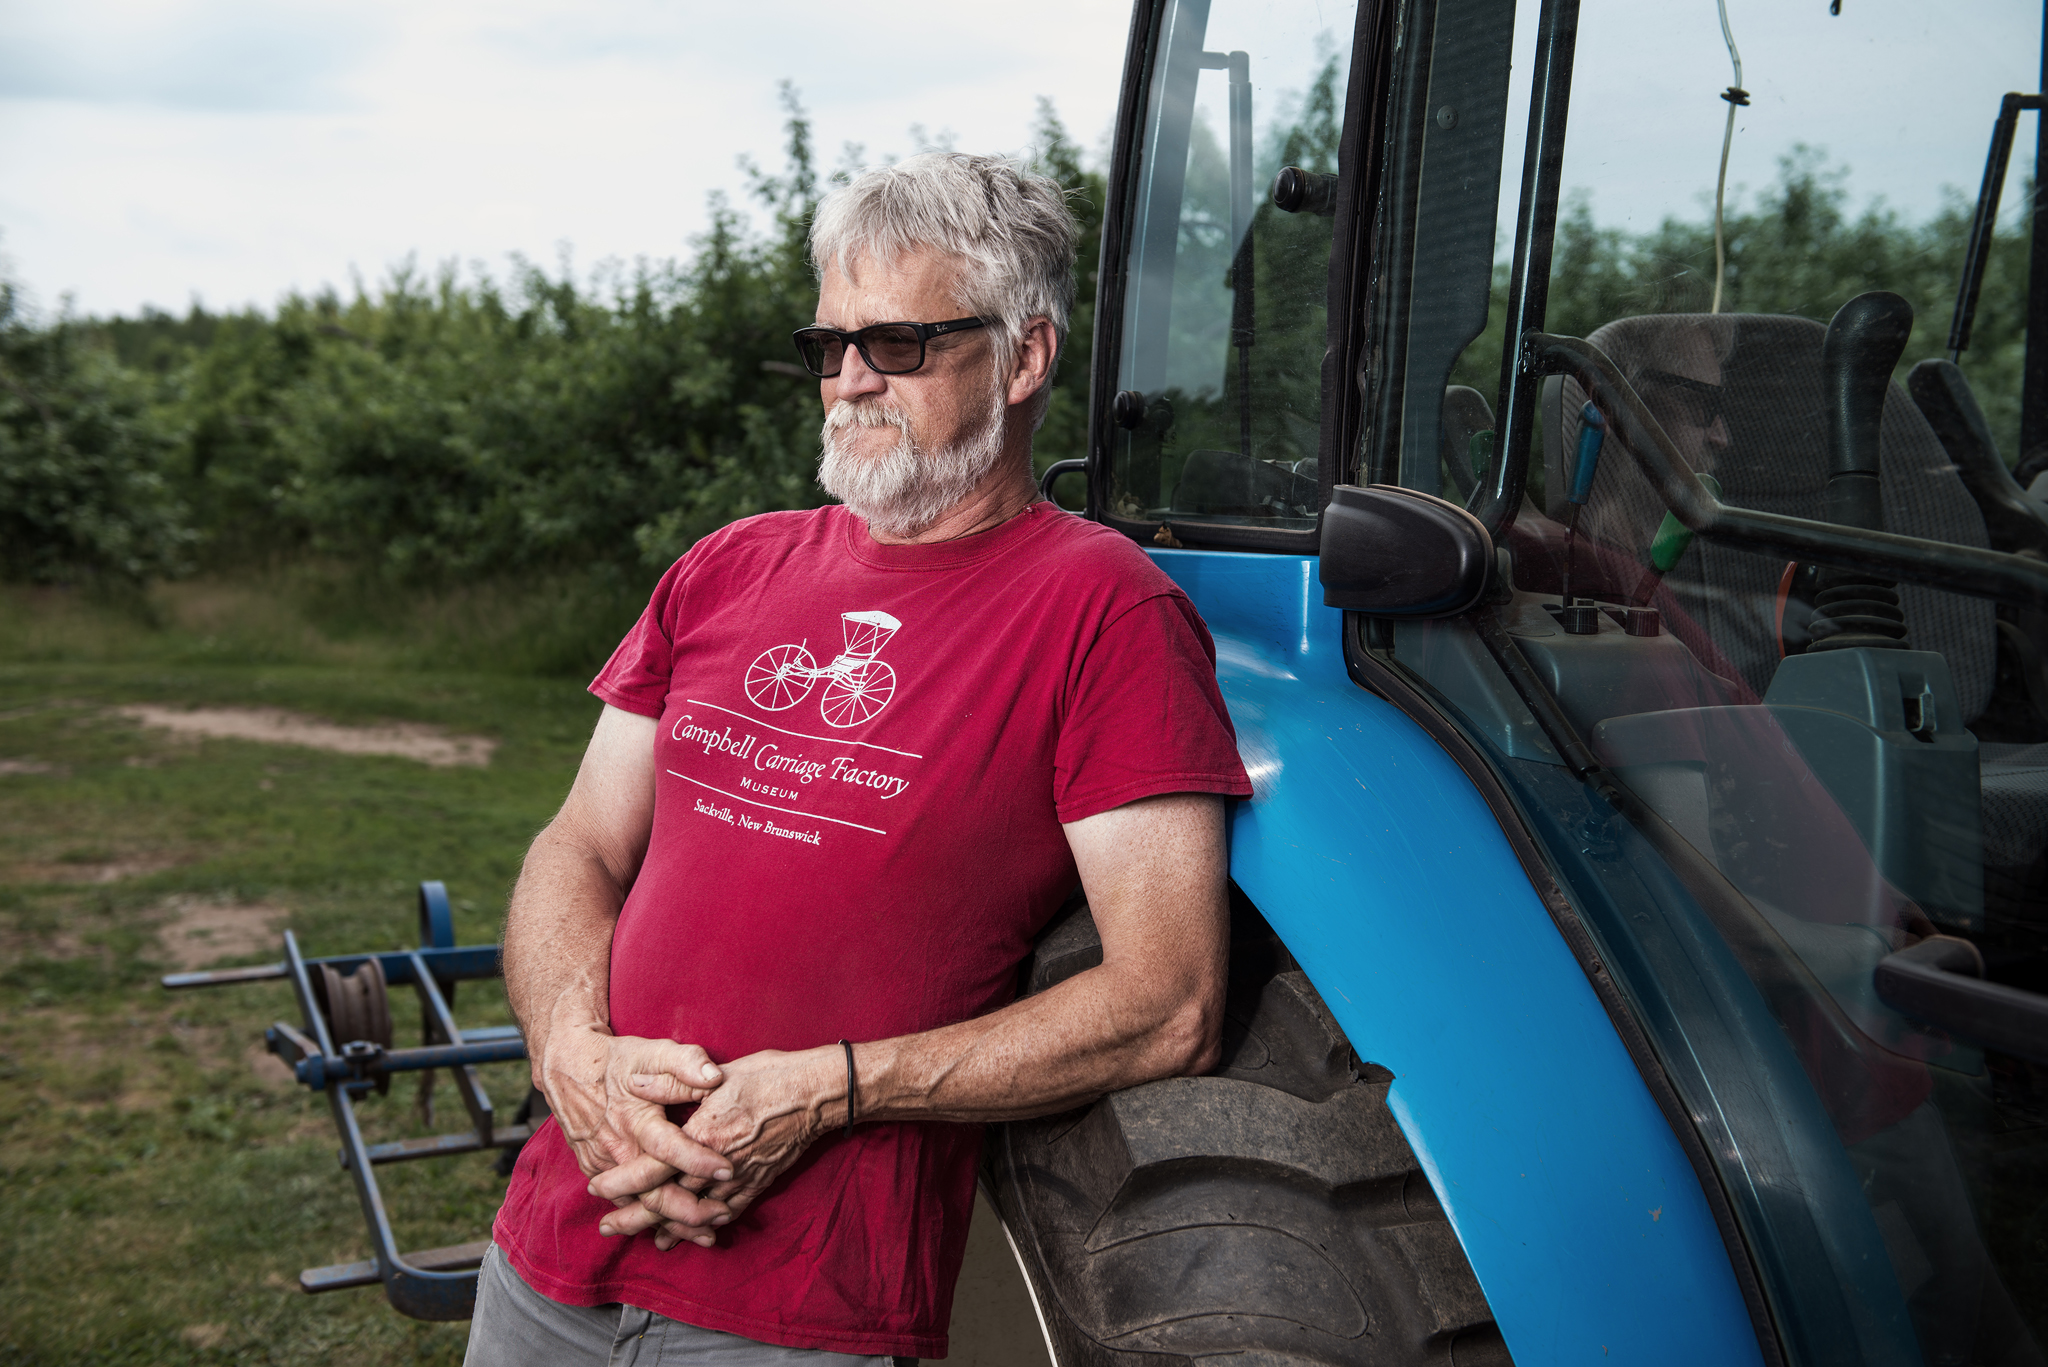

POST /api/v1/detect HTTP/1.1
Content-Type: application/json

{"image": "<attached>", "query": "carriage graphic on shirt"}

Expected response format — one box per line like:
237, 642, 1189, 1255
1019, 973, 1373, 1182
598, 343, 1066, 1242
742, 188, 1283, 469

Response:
743, 610, 901, 728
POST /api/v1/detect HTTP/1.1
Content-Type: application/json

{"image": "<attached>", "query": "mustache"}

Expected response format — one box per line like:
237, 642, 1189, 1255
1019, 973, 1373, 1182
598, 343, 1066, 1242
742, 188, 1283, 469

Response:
822, 398, 910, 433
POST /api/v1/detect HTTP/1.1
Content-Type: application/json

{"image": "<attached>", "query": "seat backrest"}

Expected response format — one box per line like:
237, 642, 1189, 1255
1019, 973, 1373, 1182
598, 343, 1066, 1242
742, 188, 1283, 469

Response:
1543, 312, 1995, 716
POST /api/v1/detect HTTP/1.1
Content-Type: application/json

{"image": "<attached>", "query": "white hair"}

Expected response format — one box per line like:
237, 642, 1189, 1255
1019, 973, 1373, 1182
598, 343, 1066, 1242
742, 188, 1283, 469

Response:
809, 152, 1081, 424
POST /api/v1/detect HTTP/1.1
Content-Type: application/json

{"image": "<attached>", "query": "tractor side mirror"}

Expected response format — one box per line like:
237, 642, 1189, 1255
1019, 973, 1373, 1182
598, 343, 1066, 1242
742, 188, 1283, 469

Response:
1318, 484, 1494, 616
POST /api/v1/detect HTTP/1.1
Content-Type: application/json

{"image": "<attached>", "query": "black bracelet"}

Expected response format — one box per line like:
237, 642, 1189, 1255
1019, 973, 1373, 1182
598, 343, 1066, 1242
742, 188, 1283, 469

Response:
840, 1039, 857, 1138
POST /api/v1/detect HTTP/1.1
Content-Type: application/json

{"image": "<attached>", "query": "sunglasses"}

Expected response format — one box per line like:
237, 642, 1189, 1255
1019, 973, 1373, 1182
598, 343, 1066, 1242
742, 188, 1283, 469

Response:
1637, 368, 1726, 431
790, 317, 987, 378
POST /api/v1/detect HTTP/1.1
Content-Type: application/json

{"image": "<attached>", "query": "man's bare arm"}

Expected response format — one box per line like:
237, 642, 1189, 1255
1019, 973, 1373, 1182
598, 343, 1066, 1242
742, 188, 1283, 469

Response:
858, 790, 1228, 1119
504, 705, 653, 1081
504, 703, 734, 1222
593, 791, 1228, 1241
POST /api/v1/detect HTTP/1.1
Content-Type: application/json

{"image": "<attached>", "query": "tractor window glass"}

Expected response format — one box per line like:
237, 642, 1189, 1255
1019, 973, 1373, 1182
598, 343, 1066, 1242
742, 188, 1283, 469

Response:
1104, 0, 1353, 533
1380, 3, 2048, 1360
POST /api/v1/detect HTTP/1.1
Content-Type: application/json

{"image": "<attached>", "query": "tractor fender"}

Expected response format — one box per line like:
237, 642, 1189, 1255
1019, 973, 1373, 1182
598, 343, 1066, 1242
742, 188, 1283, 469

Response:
1149, 547, 1764, 1367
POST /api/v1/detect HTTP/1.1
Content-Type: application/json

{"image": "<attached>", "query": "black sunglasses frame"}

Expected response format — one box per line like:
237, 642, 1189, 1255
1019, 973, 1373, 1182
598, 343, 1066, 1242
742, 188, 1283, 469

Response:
1637, 367, 1726, 430
790, 317, 988, 378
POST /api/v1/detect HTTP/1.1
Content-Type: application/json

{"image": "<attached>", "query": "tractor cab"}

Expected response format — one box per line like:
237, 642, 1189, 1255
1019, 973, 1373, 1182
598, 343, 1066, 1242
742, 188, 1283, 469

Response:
1014, 0, 2048, 1363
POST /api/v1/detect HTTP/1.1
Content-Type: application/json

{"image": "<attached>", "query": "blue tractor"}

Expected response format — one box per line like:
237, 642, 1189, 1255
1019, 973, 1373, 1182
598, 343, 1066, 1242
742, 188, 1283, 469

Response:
983, 2, 2048, 1365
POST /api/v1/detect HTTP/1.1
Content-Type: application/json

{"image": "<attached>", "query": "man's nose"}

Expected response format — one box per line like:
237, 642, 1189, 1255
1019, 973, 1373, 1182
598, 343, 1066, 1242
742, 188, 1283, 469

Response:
832, 344, 888, 401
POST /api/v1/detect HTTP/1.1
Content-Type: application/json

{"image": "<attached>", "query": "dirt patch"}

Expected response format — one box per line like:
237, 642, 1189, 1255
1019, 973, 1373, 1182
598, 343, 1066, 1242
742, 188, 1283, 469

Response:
0, 926, 88, 960
0, 757, 58, 775
116, 705, 496, 768
14, 853, 182, 885
244, 1040, 295, 1087
157, 895, 288, 970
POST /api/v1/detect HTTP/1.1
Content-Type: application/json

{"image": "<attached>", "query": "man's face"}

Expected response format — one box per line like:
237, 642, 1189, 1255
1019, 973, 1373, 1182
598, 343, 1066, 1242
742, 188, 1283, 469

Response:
814, 248, 1011, 537
1637, 328, 1730, 474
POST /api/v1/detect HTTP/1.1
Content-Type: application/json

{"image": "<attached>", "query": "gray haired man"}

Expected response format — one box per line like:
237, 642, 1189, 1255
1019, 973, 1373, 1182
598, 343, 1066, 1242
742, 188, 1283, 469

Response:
469, 153, 1250, 1365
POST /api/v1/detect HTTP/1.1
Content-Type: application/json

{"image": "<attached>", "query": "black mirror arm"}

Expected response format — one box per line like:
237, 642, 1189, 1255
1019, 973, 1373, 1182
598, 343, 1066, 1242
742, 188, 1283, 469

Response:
1038, 459, 1088, 503
1874, 935, 2048, 1066
1519, 332, 2048, 612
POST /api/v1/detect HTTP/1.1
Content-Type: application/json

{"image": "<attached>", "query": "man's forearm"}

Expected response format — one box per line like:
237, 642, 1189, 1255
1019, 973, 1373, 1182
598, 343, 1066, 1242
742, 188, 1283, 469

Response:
503, 704, 659, 1081
503, 825, 628, 1084
856, 949, 1220, 1124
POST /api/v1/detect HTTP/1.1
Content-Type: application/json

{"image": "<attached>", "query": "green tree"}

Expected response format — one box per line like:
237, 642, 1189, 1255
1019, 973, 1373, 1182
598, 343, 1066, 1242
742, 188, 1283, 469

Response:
0, 284, 194, 584
1029, 97, 1108, 482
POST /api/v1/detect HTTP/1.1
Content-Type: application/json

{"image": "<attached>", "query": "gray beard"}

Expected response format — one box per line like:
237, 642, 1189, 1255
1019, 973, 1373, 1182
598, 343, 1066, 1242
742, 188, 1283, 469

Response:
817, 388, 1010, 539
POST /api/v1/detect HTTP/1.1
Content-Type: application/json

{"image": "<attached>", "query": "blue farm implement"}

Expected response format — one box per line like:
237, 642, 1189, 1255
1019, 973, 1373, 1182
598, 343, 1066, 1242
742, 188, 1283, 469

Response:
164, 882, 527, 1321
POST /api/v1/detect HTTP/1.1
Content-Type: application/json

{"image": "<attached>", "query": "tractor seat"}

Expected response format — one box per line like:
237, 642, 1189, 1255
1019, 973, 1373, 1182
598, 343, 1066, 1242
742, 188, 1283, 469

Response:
1545, 312, 2048, 875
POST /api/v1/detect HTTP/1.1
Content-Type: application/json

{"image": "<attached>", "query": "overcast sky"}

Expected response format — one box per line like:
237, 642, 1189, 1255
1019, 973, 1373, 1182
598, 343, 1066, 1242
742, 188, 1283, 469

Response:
0, 0, 1133, 319
0, 0, 2039, 321
1526, 0, 2044, 242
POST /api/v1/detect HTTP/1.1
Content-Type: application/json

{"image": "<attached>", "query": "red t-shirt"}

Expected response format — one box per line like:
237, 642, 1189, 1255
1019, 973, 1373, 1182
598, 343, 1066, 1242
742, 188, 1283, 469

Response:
494, 502, 1250, 1356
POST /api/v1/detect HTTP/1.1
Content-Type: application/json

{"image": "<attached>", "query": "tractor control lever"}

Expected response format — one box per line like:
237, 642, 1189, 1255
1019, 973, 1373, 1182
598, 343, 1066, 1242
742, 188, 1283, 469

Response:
1807, 291, 1916, 652
1822, 291, 1913, 530
1632, 472, 1723, 605
1556, 402, 1606, 633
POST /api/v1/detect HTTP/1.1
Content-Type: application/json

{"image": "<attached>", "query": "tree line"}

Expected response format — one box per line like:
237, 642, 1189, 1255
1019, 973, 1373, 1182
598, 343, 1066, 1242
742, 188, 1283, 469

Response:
0, 101, 2027, 595
0, 93, 1103, 595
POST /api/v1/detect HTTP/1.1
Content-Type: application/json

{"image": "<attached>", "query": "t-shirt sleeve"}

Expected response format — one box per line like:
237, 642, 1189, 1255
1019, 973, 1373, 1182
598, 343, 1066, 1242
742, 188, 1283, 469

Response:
589, 559, 688, 718
1053, 591, 1253, 824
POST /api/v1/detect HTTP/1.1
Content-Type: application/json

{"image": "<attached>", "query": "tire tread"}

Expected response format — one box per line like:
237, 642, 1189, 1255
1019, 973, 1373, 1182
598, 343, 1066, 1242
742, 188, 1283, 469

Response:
986, 893, 1511, 1367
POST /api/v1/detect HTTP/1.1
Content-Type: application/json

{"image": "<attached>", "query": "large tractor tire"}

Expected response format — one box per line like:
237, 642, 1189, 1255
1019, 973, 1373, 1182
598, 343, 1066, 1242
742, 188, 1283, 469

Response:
983, 893, 1512, 1367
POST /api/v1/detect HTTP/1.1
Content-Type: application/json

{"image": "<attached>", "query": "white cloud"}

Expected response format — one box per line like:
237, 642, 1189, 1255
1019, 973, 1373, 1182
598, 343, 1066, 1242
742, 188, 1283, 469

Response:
0, 0, 1129, 317
0, 0, 390, 111
2, 0, 2035, 321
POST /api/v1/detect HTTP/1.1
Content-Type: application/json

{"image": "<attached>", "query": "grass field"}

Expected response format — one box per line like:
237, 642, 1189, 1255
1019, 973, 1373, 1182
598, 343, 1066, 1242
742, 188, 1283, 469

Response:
0, 577, 606, 1365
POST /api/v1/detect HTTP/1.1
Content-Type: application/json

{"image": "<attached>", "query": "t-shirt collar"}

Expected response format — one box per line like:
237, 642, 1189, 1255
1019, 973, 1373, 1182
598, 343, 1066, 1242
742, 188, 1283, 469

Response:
838, 500, 1056, 570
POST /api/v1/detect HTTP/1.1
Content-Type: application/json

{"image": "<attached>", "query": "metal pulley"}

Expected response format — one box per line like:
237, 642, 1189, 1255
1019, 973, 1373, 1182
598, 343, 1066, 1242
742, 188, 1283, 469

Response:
316, 956, 394, 1051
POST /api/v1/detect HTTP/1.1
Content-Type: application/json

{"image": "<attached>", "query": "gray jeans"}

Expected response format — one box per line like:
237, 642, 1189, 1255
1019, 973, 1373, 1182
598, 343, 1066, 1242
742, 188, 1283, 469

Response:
465, 1243, 897, 1367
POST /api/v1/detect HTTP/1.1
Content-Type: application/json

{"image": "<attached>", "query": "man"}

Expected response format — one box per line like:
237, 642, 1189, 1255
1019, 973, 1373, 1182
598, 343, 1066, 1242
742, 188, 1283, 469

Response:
468, 152, 1252, 1365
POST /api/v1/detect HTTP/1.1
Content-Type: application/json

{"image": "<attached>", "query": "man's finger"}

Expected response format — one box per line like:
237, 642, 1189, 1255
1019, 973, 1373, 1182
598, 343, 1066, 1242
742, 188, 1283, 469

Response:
597, 1183, 731, 1239
718, 1190, 759, 1221
639, 1181, 734, 1229
626, 1072, 719, 1105
618, 1040, 722, 1089
588, 1152, 677, 1201
653, 1220, 714, 1252
598, 1202, 661, 1238
625, 1110, 734, 1183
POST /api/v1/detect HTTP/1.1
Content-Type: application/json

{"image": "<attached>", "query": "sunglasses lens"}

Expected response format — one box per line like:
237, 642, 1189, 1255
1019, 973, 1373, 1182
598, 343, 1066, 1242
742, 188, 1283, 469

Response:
1677, 393, 1721, 429
1644, 379, 1721, 431
860, 325, 925, 374
795, 331, 844, 376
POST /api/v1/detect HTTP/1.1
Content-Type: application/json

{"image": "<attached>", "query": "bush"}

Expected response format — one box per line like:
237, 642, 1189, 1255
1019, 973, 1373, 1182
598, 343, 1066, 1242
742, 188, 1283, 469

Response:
0, 284, 195, 585
70, 91, 1105, 591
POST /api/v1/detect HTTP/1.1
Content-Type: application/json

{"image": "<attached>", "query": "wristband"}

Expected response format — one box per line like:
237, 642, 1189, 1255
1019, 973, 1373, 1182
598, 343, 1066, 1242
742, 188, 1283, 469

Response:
840, 1039, 857, 1138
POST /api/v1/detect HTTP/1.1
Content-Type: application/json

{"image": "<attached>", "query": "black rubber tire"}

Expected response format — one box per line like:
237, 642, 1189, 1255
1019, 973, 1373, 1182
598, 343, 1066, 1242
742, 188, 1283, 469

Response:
983, 891, 1512, 1367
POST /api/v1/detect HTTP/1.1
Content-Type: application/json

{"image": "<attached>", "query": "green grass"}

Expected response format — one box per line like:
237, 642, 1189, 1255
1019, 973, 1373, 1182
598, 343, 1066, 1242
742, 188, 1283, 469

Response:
0, 577, 609, 1365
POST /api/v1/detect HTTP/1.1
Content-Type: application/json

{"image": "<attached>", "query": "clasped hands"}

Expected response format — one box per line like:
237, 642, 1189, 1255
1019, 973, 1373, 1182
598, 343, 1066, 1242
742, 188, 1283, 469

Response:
540, 1023, 844, 1252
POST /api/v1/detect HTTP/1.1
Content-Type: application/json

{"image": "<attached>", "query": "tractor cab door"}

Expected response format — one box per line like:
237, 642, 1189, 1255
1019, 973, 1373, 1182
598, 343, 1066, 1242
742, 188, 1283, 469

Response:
1352, 3, 2048, 1366
1088, 0, 1368, 552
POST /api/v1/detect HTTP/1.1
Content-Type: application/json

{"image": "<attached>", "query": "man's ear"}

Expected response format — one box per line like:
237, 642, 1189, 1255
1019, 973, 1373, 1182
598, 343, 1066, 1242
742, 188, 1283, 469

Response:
1006, 316, 1059, 407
